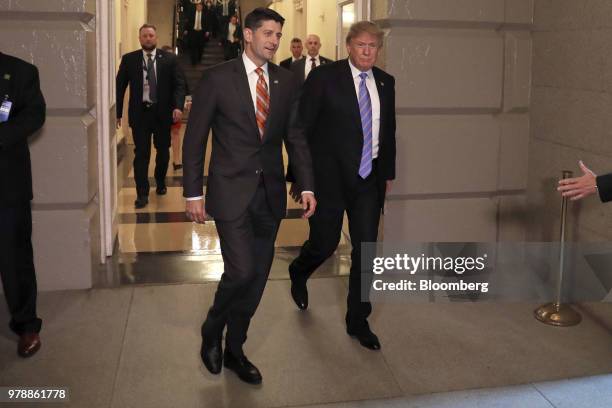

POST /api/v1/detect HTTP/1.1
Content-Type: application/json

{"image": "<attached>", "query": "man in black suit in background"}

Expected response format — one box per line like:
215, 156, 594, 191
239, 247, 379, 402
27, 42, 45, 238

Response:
287, 21, 396, 351
279, 37, 304, 69
0, 51, 46, 358
184, 3, 211, 65
116, 24, 186, 208
183, 8, 316, 384
290, 34, 333, 85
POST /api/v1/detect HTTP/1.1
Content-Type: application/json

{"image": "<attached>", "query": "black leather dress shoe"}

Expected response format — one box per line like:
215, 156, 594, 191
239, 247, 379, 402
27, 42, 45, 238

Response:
134, 196, 148, 209
156, 186, 167, 195
200, 336, 223, 374
224, 351, 262, 384
289, 266, 308, 310
346, 319, 381, 351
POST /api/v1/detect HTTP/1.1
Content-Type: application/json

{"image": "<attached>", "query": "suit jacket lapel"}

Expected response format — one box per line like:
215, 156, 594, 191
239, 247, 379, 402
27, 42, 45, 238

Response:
299, 58, 306, 83
232, 58, 259, 137
0, 55, 9, 98
263, 64, 280, 142
373, 68, 387, 144
340, 59, 363, 136
155, 49, 163, 80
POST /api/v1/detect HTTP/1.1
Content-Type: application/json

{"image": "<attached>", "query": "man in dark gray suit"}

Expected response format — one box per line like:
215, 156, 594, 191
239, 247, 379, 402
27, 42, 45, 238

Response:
290, 34, 333, 85
183, 7, 316, 385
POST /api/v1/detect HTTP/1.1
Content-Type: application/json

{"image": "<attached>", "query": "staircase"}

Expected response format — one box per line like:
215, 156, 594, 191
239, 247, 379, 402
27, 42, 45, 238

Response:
179, 39, 226, 99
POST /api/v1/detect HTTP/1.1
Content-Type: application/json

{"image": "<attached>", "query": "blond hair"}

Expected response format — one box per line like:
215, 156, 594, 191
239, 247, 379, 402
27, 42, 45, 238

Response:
345, 21, 384, 46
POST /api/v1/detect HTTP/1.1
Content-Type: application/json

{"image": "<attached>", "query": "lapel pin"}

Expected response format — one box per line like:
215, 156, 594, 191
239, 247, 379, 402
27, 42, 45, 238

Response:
3, 74, 10, 80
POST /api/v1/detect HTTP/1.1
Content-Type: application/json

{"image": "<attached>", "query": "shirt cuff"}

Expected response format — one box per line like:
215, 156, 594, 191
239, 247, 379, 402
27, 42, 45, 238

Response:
186, 196, 204, 201
301, 191, 314, 196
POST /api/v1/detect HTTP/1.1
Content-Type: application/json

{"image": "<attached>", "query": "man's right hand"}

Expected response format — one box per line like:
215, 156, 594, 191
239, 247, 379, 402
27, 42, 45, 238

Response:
186, 199, 207, 224
116, 118, 122, 129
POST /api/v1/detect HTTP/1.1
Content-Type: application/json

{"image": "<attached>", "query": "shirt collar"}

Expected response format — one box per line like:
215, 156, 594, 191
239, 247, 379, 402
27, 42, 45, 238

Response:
348, 58, 373, 79
307, 54, 320, 61
242, 52, 268, 76
142, 49, 157, 59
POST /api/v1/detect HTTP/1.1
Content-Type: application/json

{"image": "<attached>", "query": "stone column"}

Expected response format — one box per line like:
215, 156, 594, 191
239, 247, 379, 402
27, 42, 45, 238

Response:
0, 0, 100, 290
372, 0, 533, 243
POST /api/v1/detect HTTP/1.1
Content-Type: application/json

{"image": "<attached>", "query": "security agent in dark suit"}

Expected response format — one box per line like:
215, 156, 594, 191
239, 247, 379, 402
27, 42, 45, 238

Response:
289, 34, 333, 85
279, 37, 304, 70
116, 24, 186, 208
184, 3, 212, 66
0, 52, 46, 358
287, 22, 396, 351
183, 8, 316, 384
558, 160, 612, 202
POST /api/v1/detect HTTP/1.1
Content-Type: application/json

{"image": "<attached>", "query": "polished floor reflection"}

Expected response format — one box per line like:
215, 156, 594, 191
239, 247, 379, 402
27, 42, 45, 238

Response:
112, 134, 351, 286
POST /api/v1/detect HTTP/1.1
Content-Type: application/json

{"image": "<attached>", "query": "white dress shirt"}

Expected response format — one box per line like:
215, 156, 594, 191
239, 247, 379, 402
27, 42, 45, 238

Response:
304, 54, 321, 79
227, 22, 237, 42
194, 10, 202, 30
348, 59, 380, 159
142, 49, 157, 103
242, 52, 269, 113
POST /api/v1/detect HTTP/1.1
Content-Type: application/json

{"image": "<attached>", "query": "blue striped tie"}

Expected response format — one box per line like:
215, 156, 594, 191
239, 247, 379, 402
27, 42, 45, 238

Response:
358, 72, 372, 179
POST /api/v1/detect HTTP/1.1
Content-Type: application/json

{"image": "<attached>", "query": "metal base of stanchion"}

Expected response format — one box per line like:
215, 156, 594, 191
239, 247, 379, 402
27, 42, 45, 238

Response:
534, 303, 582, 327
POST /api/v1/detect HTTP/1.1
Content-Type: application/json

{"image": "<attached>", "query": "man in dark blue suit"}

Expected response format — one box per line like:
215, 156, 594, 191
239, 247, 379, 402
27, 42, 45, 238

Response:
287, 21, 396, 351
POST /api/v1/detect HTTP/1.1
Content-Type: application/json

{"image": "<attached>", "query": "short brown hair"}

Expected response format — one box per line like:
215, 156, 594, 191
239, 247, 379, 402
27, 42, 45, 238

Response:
345, 21, 384, 46
291, 37, 302, 44
139, 24, 157, 34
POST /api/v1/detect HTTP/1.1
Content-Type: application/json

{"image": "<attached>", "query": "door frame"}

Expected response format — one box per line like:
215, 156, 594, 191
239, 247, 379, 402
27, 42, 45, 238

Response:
336, 0, 370, 59
96, 0, 119, 261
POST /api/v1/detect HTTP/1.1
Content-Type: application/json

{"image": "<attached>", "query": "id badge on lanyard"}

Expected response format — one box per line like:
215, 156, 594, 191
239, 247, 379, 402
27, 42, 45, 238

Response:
0, 95, 11, 123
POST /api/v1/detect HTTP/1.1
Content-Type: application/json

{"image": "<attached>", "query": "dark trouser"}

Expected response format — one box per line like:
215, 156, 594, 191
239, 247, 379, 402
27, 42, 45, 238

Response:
0, 202, 42, 335
202, 178, 280, 357
132, 106, 171, 197
189, 30, 205, 65
223, 42, 239, 61
290, 168, 381, 332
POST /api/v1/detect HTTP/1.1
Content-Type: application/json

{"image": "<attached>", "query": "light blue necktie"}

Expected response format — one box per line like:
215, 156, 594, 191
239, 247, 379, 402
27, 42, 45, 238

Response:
358, 72, 372, 179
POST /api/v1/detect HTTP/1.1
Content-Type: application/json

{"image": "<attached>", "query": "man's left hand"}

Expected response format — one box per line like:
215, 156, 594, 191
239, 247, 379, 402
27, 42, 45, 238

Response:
386, 180, 393, 194
173, 109, 183, 123
301, 193, 317, 218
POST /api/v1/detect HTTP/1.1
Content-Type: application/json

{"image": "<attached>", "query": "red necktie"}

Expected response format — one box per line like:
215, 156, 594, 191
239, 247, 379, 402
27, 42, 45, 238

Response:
255, 67, 269, 140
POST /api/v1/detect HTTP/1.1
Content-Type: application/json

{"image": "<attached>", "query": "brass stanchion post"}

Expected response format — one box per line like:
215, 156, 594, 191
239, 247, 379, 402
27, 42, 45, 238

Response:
534, 170, 582, 326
